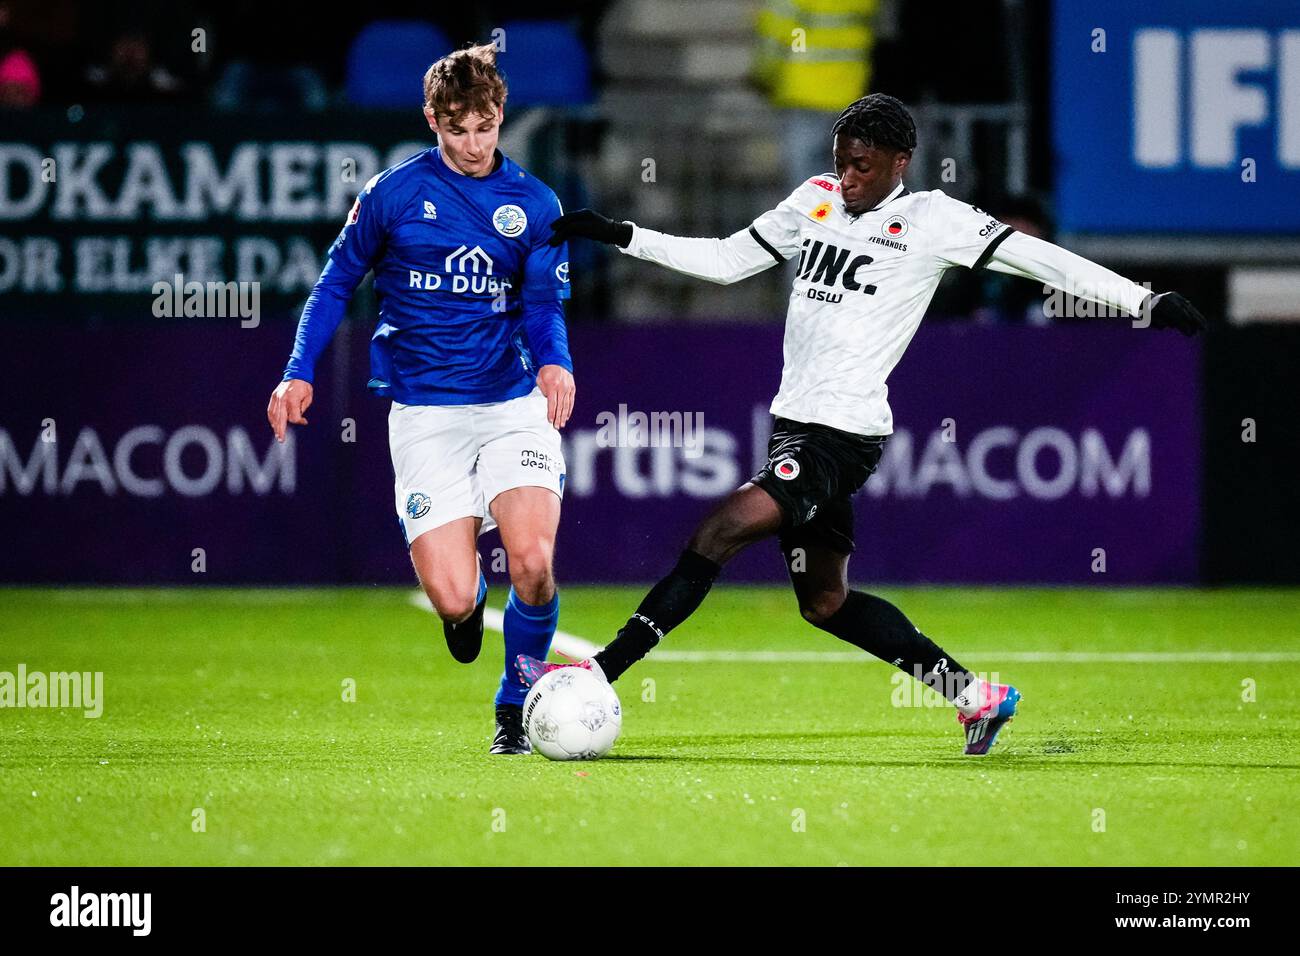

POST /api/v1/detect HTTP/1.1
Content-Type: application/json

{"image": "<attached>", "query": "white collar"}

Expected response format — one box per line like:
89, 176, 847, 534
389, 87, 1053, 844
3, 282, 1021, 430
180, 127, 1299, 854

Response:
869, 181, 907, 212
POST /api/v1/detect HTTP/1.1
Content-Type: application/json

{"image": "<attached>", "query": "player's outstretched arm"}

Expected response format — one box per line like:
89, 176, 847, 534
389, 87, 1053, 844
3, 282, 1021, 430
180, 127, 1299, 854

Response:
549, 208, 788, 286
548, 209, 633, 249
1139, 291, 1209, 336
986, 231, 1207, 335
267, 176, 387, 442
266, 265, 356, 443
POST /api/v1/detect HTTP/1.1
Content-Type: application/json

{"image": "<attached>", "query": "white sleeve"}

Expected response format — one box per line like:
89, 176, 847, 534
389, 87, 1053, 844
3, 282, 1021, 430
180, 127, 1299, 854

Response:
985, 231, 1152, 318
618, 225, 784, 285
617, 181, 814, 285
927, 191, 1018, 269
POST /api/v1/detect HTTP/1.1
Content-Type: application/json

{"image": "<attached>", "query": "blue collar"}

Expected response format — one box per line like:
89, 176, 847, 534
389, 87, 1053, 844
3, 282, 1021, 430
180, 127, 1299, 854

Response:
429, 146, 509, 184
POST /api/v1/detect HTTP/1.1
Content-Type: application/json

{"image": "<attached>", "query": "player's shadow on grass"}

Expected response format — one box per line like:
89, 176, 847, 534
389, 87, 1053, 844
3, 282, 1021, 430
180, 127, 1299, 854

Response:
601, 753, 1300, 771
599, 732, 1300, 772
656, 729, 938, 744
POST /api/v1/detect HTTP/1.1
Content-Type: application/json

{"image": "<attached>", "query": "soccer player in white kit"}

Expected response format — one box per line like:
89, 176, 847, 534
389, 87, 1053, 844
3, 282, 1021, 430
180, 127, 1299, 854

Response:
520, 94, 1207, 755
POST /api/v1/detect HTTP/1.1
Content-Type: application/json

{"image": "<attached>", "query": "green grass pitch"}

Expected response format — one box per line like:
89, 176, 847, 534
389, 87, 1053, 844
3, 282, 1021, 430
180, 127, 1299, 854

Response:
2, 586, 1298, 866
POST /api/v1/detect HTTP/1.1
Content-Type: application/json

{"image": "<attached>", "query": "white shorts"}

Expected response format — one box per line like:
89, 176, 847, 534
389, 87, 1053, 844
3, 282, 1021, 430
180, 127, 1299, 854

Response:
389, 387, 565, 545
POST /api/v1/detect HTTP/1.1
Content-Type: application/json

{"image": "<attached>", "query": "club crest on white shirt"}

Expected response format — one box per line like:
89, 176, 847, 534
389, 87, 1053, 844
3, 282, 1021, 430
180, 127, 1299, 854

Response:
882, 215, 908, 238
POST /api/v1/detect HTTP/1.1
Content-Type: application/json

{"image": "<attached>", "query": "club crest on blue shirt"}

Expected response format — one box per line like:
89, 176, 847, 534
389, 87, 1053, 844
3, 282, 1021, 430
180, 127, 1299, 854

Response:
405, 492, 432, 519
493, 204, 528, 238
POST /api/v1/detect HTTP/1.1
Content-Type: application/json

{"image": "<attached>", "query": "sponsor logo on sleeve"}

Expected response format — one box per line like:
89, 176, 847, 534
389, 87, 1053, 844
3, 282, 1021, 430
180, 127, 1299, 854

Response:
808, 202, 832, 222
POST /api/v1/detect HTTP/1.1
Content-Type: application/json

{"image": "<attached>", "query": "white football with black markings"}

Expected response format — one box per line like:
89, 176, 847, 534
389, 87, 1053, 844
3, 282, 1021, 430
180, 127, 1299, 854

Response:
522, 668, 622, 761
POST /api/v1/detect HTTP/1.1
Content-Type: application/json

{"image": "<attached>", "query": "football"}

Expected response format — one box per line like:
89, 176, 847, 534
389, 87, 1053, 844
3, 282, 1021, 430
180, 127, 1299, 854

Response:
522, 667, 622, 760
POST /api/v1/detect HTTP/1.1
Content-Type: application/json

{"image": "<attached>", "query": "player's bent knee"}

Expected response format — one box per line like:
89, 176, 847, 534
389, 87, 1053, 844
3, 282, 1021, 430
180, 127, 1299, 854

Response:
800, 591, 847, 628
506, 543, 554, 599
688, 515, 747, 562
507, 547, 551, 582
426, 586, 478, 624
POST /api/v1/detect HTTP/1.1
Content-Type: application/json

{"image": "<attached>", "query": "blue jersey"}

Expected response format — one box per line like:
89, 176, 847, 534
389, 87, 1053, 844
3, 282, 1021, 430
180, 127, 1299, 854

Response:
283, 147, 572, 405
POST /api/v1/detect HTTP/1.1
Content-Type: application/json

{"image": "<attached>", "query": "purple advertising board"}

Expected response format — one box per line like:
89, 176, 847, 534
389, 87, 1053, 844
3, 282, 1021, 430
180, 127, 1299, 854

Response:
0, 320, 1200, 585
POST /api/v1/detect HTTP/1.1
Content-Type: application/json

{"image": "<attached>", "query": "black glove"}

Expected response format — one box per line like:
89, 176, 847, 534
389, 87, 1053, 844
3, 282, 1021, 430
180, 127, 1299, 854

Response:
548, 209, 634, 248
1144, 291, 1208, 336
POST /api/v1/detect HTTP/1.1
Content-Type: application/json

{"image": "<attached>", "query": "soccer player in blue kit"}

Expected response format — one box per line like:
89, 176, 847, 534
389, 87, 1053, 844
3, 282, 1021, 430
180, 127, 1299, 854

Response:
266, 43, 574, 754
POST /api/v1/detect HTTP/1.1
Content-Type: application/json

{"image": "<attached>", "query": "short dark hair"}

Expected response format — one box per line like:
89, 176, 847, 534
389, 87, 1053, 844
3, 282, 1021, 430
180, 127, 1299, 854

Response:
831, 93, 917, 153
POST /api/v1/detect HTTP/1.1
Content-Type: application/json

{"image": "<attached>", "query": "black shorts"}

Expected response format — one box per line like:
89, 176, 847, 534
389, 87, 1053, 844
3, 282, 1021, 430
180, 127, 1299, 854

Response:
751, 417, 888, 555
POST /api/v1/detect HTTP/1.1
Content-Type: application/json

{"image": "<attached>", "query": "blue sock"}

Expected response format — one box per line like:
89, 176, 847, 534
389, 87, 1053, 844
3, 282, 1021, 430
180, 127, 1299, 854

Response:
496, 587, 558, 706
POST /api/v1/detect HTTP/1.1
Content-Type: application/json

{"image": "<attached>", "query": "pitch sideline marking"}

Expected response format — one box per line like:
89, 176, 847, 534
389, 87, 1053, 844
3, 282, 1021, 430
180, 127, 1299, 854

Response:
407, 592, 1300, 663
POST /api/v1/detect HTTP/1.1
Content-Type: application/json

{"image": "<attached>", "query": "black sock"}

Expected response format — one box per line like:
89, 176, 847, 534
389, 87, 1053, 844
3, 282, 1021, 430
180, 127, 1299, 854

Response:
816, 590, 975, 702
594, 549, 722, 682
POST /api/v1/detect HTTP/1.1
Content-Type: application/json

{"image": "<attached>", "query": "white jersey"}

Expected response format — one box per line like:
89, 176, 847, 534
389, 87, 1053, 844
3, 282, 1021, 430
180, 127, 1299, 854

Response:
620, 174, 1152, 436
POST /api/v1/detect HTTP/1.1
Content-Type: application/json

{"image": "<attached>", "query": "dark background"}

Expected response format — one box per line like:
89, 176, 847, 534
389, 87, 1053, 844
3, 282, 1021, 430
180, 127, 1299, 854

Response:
1, 0, 1296, 584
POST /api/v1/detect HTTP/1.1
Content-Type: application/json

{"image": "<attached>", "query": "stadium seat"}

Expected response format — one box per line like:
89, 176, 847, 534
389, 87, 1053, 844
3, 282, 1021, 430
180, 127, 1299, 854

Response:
346, 21, 452, 109
497, 21, 592, 107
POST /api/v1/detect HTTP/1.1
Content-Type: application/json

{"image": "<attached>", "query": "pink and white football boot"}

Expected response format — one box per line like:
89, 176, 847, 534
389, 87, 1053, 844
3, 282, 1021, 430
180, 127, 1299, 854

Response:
515, 654, 608, 688
956, 682, 1022, 755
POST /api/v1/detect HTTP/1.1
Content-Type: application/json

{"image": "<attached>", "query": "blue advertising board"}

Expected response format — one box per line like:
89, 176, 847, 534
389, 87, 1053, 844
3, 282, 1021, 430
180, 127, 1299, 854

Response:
1053, 0, 1300, 232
